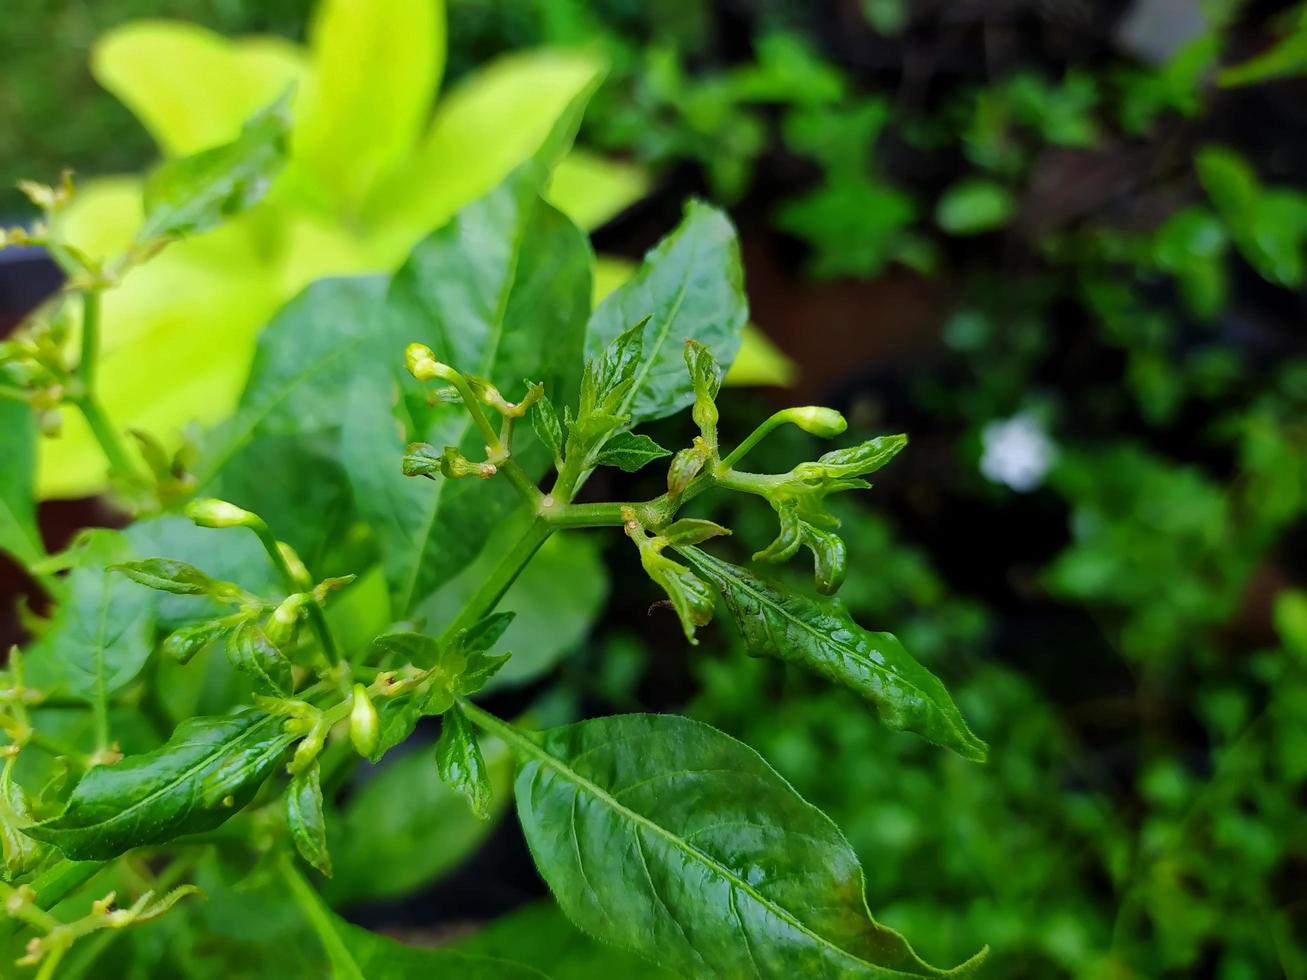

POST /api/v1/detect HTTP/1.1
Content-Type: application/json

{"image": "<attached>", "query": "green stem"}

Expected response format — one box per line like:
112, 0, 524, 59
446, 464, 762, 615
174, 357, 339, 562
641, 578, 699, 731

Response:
250, 524, 341, 669
0, 861, 106, 939
438, 367, 505, 458
74, 393, 137, 483
281, 855, 363, 979
76, 292, 99, 390
437, 516, 554, 647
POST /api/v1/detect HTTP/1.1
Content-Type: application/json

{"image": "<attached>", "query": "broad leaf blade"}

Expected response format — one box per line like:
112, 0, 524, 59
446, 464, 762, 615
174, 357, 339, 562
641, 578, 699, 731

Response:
502, 712, 986, 978
680, 547, 988, 762
24, 708, 292, 860
293, 0, 444, 212
92, 21, 308, 157
584, 200, 748, 426
346, 174, 591, 614
25, 531, 155, 701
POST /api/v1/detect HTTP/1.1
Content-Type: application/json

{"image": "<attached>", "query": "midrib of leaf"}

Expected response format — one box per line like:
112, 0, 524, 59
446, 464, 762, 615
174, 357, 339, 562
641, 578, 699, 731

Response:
41, 713, 281, 838
681, 548, 950, 730
614, 236, 698, 422
396, 196, 535, 614
461, 702, 912, 978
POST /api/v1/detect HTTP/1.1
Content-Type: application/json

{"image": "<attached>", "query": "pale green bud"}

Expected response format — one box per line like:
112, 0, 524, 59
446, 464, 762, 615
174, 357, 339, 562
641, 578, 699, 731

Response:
186, 498, 258, 529
783, 406, 847, 439
349, 683, 379, 757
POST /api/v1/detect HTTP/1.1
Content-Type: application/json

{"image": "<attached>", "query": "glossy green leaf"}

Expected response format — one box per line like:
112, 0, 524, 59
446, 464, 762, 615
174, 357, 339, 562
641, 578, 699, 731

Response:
935, 180, 1014, 235
584, 200, 748, 426
294, 0, 444, 213
489, 710, 986, 978
325, 739, 512, 905
92, 20, 308, 157
288, 760, 332, 877
138, 94, 291, 242
436, 704, 492, 819
532, 394, 565, 465
594, 432, 672, 472
593, 258, 795, 389
162, 616, 240, 665
24, 531, 154, 701
227, 622, 293, 697
25, 708, 293, 860
0, 399, 42, 569
680, 547, 988, 762
346, 172, 591, 615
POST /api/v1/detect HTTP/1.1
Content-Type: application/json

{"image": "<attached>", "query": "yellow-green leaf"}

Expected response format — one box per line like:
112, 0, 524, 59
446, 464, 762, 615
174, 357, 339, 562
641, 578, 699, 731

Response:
92, 20, 307, 156
293, 0, 445, 213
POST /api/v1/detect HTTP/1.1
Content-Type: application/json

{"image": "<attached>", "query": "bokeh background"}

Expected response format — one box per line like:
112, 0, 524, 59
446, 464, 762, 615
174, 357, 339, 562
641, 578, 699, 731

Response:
3, 2, 1307, 978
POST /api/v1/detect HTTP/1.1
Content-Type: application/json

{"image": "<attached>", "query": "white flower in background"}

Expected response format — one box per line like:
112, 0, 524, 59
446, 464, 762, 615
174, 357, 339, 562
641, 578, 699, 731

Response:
980, 413, 1057, 492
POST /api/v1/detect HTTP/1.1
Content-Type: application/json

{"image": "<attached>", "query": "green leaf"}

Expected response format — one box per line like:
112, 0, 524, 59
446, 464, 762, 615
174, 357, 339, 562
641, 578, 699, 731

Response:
1218, 21, 1307, 87
684, 340, 722, 448
1196, 144, 1307, 287
435, 704, 492, 819
489, 710, 986, 978
92, 20, 308, 157
138, 94, 291, 242
658, 519, 731, 547
227, 622, 294, 698
294, 0, 444, 213
162, 616, 240, 665
679, 547, 988, 762
532, 393, 565, 465
25, 708, 293, 860
200, 275, 388, 484
110, 558, 233, 598
584, 200, 748, 426
637, 549, 716, 645
935, 179, 1014, 235
365, 49, 606, 247
0, 400, 42, 569
325, 740, 512, 905
346, 172, 592, 614
288, 761, 332, 878
594, 432, 672, 472
25, 531, 155, 701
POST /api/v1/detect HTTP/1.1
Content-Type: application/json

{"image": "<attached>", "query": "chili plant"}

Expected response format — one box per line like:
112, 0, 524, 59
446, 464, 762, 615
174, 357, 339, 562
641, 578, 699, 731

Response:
0, 90, 987, 977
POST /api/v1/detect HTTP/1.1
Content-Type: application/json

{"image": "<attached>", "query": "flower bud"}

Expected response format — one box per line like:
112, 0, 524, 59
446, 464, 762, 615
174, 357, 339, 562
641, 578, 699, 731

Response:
349, 683, 379, 757
784, 406, 847, 439
265, 593, 309, 647
186, 498, 258, 529
404, 343, 444, 381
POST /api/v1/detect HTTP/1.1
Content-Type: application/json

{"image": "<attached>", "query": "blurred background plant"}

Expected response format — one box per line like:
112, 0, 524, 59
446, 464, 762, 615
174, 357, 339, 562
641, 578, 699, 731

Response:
3, 0, 1306, 977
